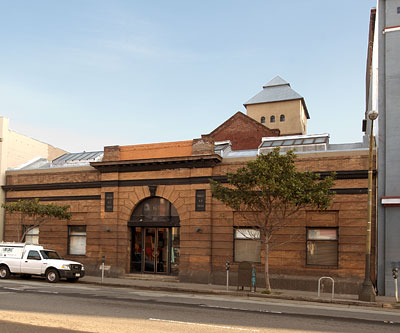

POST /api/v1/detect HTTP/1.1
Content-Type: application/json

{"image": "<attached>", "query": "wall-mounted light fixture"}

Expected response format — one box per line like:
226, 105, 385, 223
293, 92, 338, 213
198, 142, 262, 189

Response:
194, 227, 201, 233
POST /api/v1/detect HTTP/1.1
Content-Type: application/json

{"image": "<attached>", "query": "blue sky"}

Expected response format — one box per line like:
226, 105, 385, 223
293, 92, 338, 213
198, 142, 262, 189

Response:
0, 0, 376, 152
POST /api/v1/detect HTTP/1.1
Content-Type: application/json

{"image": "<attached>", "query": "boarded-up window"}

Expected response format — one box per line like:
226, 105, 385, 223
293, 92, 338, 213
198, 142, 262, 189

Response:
234, 228, 261, 263
68, 226, 86, 255
24, 226, 39, 245
306, 228, 338, 266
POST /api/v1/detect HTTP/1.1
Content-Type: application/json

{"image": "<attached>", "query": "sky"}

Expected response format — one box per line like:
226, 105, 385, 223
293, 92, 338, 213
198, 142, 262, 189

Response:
0, 0, 377, 153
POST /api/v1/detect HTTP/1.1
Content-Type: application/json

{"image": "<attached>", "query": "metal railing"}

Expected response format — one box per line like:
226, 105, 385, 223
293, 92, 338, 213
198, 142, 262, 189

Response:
318, 276, 335, 299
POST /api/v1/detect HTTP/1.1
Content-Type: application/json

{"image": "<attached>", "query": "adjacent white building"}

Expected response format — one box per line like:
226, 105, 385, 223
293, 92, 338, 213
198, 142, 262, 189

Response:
0, 117, 67, 240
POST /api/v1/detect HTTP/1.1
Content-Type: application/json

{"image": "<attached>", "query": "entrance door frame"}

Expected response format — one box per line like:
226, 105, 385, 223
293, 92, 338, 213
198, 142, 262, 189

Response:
128, 196, 180, 275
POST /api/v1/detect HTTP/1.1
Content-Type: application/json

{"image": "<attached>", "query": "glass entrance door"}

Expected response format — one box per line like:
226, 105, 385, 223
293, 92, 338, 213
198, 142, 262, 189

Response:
143, 227, 168, 273
130, 226, 179, 275
156, 228, 168, 273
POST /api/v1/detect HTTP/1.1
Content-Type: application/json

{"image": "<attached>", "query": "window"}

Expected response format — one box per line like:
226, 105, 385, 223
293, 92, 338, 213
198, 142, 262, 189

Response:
280, 114, 285, 122
27, 250, 41, 260
270, 115, 275, 123
24, 226, 39, 245
195, 190, 206, 211
260, 116, 265, 124
234, 228, 261, 263
68, 226, 86, 255
306, 228, 338, 266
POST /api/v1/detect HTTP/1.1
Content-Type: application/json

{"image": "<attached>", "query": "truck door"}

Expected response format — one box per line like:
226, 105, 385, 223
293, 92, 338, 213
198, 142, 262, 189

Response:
20, 250, 45, 275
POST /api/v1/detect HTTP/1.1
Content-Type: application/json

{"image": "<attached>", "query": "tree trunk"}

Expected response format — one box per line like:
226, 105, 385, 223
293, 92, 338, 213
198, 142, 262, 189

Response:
264, 241, 271, 292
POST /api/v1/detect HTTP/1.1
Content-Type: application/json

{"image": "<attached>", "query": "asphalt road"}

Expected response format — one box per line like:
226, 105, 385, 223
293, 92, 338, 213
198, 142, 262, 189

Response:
0, 278, 399, 332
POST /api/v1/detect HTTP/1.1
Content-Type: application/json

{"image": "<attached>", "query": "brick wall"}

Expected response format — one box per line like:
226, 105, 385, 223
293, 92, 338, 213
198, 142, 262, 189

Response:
3, 149, 375, 292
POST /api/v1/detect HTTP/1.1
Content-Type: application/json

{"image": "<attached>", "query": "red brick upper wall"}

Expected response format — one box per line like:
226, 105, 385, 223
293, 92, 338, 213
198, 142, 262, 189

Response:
203, 112, 280, 150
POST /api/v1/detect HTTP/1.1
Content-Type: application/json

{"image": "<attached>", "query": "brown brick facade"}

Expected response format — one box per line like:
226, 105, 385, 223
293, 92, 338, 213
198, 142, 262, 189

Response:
3, 148, 375, 294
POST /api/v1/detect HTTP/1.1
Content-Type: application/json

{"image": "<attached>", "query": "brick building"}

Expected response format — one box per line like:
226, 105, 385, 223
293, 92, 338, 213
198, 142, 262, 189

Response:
2, 78, 375, 293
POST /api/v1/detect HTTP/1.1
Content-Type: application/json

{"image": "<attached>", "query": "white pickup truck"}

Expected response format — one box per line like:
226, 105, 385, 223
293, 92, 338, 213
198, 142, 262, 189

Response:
0, 243, 85, 283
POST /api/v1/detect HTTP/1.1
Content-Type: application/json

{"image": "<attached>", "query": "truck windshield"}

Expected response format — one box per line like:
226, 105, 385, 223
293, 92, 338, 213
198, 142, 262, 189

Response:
40, 250, 61, 260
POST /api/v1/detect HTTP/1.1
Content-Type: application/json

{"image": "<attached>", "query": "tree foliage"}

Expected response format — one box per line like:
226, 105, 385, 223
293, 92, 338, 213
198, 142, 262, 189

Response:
2, 198, 71, 242
210, 148, 335, 291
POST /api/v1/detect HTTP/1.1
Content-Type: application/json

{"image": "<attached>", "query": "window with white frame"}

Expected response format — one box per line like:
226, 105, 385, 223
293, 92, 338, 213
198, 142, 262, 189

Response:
24, 226, 39, 245
68, 226, 86, 255
234, 228, 261, 263
306, 228, 338, 266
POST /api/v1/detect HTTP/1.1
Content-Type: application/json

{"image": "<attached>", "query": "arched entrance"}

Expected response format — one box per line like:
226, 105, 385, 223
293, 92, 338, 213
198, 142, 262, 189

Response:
128, 197, 180, 275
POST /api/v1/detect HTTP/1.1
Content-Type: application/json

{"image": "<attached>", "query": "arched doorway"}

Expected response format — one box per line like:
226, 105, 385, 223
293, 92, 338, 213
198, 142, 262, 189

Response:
128, 197, 180, 275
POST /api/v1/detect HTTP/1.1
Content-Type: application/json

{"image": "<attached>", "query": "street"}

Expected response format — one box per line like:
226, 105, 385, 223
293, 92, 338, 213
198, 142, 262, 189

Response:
0, 278, 399, 332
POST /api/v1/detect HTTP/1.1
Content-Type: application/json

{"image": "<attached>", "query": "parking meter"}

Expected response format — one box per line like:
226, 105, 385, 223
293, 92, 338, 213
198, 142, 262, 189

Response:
225, 261, 230, 291
393, 268, 398, 279
393, 268, 399, 302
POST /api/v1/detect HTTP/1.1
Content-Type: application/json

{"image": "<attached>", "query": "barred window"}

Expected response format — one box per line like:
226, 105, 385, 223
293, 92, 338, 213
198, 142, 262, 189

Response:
306, 228, 338, 266
234, 228, 261, 263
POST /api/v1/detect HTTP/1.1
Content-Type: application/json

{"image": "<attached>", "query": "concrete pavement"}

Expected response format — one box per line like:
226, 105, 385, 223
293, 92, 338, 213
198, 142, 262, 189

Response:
79, 274, 400, 310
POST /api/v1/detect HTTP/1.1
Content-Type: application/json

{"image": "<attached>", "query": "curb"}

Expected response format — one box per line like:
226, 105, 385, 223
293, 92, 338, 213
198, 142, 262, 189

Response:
79, 279, 398, 309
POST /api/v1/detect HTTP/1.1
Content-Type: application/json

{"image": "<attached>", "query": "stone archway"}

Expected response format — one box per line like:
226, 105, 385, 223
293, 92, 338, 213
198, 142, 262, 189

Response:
128, 197, 180, 275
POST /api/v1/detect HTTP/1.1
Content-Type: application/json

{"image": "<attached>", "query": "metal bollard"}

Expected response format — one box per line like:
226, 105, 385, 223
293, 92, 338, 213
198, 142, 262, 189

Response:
251, 265, 256, 292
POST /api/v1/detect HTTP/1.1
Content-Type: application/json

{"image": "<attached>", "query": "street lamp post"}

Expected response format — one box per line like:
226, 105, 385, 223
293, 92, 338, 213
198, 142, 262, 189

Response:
359, 110, 378, 302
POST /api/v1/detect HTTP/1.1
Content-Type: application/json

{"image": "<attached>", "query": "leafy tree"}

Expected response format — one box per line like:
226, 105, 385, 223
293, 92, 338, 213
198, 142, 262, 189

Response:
210, 148, 335, 292
2, 198, 71, 242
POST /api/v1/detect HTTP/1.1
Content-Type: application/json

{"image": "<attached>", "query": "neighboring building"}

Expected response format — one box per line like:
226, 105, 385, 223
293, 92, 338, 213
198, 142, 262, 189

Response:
0, 117, 67, 240
3, 114, 373, 293
366, 0, 400, 296
244, 76, 310, 136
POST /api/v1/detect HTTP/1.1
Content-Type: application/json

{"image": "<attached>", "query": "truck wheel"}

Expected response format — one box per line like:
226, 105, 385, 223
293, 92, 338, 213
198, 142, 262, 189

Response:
46, 269, 59, 283
0, 266, 10, 279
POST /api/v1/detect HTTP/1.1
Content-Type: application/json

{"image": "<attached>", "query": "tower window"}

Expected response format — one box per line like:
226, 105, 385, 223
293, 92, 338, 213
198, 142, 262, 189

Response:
270, 115, 275, 123
260, 116, 265, 124
280, 114, 285, 122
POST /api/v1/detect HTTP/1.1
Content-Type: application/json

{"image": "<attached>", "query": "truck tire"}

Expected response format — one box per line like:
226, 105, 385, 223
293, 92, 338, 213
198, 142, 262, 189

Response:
46, 269, 59, 283
0, 265, 10, 279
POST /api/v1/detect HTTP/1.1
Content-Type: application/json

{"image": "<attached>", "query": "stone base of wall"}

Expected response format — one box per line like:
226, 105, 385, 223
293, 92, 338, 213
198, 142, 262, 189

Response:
179, 269, 213, 284
85, 264, 125, 278
181, 270, 364, 295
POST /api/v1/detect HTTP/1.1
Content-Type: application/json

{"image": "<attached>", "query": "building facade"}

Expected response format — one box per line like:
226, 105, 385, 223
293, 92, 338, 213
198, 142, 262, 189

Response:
3, 118, 374, 293
366, 0, 400, 296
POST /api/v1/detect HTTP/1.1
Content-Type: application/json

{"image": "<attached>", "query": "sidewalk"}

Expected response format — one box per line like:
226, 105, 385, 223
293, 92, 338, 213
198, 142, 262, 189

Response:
79, 274, 400, 310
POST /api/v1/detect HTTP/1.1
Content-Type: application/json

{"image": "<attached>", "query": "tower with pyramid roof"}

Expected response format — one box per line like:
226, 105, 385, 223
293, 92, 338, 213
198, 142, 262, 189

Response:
244, 76, 310, 135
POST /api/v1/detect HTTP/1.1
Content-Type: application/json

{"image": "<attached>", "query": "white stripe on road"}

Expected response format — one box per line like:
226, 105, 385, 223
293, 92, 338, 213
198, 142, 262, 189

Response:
199, 304, 282, 314
3, 287, 23, 291
149, 318, 260, 331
